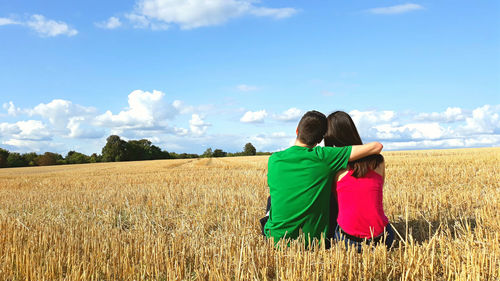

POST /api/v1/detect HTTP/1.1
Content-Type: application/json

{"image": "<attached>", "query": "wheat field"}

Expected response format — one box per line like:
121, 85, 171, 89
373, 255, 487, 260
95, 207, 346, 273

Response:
0, 148, 498, 280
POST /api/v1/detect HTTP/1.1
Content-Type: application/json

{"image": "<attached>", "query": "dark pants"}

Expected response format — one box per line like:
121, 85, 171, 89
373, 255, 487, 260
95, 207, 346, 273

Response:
334, 223, 395, 253
259, 196, 271, 236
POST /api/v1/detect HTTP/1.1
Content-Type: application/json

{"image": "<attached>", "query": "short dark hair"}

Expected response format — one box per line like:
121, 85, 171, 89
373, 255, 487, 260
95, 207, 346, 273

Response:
297, 110, 327, 146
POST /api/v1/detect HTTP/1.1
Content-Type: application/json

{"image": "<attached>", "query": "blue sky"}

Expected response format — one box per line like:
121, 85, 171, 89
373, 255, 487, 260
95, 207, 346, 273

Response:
0, 0, 499, 155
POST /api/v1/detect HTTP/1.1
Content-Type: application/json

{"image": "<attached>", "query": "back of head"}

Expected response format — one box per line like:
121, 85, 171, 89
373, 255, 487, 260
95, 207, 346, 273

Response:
325, 111, 383, 178
297, 110, 327, 146
324, 111, 363, 147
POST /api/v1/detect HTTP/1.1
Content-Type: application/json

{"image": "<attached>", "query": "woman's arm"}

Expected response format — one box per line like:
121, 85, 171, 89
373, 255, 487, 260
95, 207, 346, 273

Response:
349, 142, 383, 161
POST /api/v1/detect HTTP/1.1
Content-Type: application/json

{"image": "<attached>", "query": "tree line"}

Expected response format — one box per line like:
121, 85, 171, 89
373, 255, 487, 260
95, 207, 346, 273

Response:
0, 135, 270, 168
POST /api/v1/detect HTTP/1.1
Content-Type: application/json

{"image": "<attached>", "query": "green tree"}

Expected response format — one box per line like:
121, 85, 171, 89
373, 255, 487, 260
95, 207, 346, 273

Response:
22, 152, 39, 166
243, 143, 257, 156
212, 149, 227, 157
66, 151, 90, 164
0, 148, 9, 168
102, 135, 128, 162
89, 153, 101, 163
202, 148, 213, 158
7, 152, 28, 167
36, 152, 62, 166
126, 139, 157, 161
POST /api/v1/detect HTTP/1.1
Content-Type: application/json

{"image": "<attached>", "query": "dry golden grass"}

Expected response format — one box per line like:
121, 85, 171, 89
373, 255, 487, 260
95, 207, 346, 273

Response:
0, 148, 499, 280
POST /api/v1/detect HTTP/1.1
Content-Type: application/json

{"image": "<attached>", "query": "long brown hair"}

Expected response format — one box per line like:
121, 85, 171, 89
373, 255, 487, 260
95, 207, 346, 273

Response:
324, 111, 383, 178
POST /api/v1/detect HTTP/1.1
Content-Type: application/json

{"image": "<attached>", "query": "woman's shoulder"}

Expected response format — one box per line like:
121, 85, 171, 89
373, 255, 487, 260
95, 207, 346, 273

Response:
372, 159, 385, 178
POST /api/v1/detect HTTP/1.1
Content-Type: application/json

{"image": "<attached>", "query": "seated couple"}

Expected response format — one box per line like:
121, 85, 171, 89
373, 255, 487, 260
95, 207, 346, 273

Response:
261, 110, 394, 251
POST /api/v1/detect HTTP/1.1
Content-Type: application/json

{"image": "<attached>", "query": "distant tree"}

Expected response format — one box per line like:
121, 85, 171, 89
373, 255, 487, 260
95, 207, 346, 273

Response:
212, 149, 227, 157
36, 152, 62, 166
150, 145, 164, 159
126, 139, 161, 161
202, 148, 213, 158
0, 148, 9, 168
7, 152, 28, 167
66, 151, 90, 164
102, 135, 128, 162
22, 152, 39, 166
159, 149, 171, 159
243, 143, 257, 156
89, 153, 102, 163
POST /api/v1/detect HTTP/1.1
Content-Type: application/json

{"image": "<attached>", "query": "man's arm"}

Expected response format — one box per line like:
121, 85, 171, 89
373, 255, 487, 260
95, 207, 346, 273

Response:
349, 142, 383, 161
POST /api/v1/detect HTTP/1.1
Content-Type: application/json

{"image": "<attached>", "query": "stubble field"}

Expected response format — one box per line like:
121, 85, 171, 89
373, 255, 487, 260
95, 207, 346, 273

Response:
0, 148, 499, 280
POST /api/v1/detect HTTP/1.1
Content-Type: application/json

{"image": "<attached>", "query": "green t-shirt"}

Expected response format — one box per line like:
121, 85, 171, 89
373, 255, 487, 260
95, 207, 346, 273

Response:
264, 145, 352, 244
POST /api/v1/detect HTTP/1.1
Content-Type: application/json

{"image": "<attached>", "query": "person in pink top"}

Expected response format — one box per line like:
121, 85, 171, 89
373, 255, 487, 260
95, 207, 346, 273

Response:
324, 111, 394, 252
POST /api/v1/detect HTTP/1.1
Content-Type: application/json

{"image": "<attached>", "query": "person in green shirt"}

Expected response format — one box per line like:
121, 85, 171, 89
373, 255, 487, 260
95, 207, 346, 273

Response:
262, 110, 383, 247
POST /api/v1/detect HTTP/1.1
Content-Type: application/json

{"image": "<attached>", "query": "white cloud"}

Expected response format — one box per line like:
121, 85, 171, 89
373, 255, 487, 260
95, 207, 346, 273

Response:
240, 110, 267, 123
374, 122, 448, 140
95, 17, 122, 29
271, 132, 288, 138
0, 120, 51, 141
67, 117, 104, 139
127, 0, 297, 30
349, 109, 396, 138
415, 107, 465, 123
31, 99, 95, 122
3, 101, 26, 116
236, 84, 258, 92
173, 127, 189, 136
247, 131, 295, 152
26, 14, 78, 37
0, 17, 20, 26
189, 114, 211, 136
0, 122, 21, 136
367, 3, 423, 15
95, 90, 178, 129
274, 107, 303, 122
461, 105, 500, 134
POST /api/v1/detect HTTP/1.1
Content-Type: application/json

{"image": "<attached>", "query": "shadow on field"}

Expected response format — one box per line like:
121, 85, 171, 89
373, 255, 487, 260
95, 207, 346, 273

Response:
390, 217, 477, 245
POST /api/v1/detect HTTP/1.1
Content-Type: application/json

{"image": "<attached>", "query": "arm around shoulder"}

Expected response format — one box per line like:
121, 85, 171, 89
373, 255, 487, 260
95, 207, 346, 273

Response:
349, 142, 383, 161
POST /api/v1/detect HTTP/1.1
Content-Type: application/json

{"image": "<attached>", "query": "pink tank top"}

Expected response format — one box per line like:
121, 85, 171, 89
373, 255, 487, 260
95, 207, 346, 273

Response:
336, 169, 388, 238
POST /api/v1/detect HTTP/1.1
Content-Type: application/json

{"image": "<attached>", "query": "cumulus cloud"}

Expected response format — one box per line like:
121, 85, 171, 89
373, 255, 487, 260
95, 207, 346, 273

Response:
26, 14, 78, 37
2, 98, 499, 154
95, 16, 122, 29
274, 107, 303, 122
367, 3, 423, 15
67, 117, 104, 139
347, 105, 500, 149
3, 101, 26, 116
247, 131, 294, 152
374, 122, 449, 140
189, 114, 211, 136
95, 90, 178, 130
126, 0, 297, 30
0, 120, 51, 141
349, 109, 396, 138
415, 107, 465, 123
29, 99, 97, 129
240, 110, 267, 123
461, 105, 500, 134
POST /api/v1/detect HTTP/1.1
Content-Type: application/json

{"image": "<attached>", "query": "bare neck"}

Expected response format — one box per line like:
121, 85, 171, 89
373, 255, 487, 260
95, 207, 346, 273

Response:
294, 139, 315, 149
